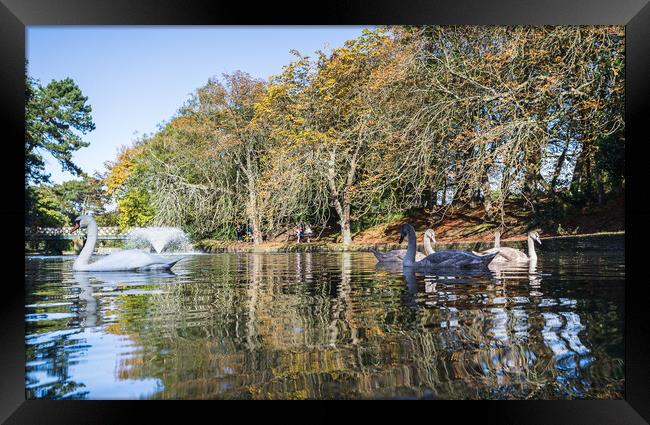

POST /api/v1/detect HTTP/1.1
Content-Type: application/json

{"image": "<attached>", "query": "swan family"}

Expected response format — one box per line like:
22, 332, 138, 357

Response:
70, 214, 184, 272
373, 223, 542, 270
399, 224, 497, 269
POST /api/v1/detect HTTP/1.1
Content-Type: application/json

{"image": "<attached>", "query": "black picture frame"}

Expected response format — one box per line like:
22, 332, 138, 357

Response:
2, 0, 648, 422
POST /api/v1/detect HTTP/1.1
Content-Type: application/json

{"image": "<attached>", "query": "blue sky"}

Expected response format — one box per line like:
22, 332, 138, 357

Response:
27, 26, 367, 183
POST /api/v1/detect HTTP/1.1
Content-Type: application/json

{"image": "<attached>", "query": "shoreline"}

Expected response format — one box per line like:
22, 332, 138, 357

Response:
25, 230, 624, 256
195, 230, 625, 254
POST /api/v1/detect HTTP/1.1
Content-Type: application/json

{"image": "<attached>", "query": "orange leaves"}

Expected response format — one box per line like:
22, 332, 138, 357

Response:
170, 115, 193, 129
105, 145, 144, 196
580, 98, 603, 112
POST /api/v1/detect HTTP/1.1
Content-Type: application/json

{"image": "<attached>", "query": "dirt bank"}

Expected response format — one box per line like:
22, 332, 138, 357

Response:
198, 196, 624, 252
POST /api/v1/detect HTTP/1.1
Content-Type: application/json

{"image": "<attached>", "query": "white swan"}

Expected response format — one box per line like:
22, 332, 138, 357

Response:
423, 229, 436, 255
371, 228, 436, 263
475, 230, 542, 264
70, 215, 184, 272
472, 229, 501, 255
399, 224, 497, 269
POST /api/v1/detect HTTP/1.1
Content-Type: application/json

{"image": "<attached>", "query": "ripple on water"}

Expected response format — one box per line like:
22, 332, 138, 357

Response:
24, 236, 625, 399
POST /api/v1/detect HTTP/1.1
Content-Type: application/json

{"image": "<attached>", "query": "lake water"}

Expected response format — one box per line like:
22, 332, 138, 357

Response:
25, 235, 625, 399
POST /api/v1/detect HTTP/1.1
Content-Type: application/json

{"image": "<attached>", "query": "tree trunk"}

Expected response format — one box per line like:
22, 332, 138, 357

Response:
571, 143, 596, 202
441, 179, 447, 205
523, 155, 541, 206
251, 216, 262, 244
340, 218, 352, 245
596, 165, 605, 205
481, 170, 493, 219
341, 202, 352, 245
570, 147, 585, 196
243, 151, 263, 245
327, 147, 356, 246
551, 138, 571, 192
246, 181, 263, 245
468, 183, 482, 209
328, 193, 352, 245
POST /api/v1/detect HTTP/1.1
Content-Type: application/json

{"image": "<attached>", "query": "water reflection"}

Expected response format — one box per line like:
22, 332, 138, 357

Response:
25, 236, 625, 399
73, 273, 97, 328
26, 269, 174, 399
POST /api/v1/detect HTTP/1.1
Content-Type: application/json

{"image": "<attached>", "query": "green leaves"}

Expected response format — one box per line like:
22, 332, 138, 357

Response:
25, 185, 69, 227
25, 176, 114, 227
117, 188, 154, 230
25, 74, 96, 184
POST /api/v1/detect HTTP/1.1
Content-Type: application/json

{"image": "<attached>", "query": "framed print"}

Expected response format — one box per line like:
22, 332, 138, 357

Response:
1, 0, 649, 422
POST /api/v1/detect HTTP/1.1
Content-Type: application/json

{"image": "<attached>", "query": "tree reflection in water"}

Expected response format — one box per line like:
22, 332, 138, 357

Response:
25, 235, 625, 399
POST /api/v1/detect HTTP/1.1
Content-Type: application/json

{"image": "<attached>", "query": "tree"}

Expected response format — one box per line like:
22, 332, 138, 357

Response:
25, 185, 69, 228
364, 26, 624, 225
104, 143, 155, 230
25, 69, 96, 185
180, 72, 268, 243
101, 26, 624, 243
53, 176, 112, 218
106, 72, 269, 241
115, 188, 155, 229
25, 175, 115, 228
257, 30, 401, 244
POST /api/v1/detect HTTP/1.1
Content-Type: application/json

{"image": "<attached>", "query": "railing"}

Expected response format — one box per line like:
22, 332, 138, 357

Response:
25, 226, 129, 240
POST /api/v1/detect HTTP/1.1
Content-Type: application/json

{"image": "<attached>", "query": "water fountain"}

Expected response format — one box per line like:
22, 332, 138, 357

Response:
126, 227, 192, 254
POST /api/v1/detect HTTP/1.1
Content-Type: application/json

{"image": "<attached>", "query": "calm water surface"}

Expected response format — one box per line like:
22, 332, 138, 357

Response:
25, 235, 624, 399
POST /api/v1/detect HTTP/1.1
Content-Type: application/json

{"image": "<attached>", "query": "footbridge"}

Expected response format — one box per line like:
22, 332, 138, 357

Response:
25, 226, 129, 241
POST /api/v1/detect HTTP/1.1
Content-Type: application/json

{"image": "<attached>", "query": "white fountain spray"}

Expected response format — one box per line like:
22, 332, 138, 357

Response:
126, 227, 192, 254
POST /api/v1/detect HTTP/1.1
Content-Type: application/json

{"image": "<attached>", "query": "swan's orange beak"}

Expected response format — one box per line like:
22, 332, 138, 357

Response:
69, 223, 80, 234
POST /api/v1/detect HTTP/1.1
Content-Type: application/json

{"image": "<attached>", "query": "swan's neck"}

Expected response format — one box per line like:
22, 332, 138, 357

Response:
494, 231, 500, 248
76, 276, 97, 327
74, 221, 98, 269
423, 233, 435, 255
527, 235, 537, 262
528, 257, 538, 274
403, 226, 417, 267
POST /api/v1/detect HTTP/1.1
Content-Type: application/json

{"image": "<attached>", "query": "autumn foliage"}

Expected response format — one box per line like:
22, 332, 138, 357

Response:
105, 26, 624, 242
